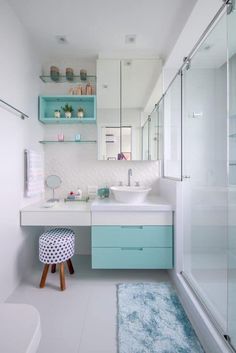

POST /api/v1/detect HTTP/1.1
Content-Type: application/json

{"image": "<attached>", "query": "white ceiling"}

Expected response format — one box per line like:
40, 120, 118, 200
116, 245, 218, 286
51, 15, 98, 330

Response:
8, 0, 197, 61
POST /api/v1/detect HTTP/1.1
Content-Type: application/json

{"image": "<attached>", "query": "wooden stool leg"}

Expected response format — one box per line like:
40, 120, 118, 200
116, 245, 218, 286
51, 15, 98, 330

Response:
51, 264, 56, 273
59, 263, 66, 291
66, 259, 74, 275
39, 264, 50, 288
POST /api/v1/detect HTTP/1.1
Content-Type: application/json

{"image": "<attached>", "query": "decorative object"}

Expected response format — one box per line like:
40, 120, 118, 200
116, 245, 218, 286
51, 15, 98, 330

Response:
97, 187, 110, 199
54, 110, 61, 118
61, 104, 73, 118
77, 107, 85, 118
86, 82, 92, 95
57, 133, 64, 142
80, 69, 87, 81
76, 85, 83, 95
76, 187, 83, 200
68, 87, 74, 95
50, 66, 60, 81
64, 196, 89, 202
75, 133, 81, 141
117, 282, 205, 353
66, 67, 74, 81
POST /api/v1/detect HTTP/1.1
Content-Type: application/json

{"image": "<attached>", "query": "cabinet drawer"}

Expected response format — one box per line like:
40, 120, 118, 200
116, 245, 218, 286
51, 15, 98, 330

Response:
92, 211, 172, 225
92, 247, 173, 269
92, 226, 173, 248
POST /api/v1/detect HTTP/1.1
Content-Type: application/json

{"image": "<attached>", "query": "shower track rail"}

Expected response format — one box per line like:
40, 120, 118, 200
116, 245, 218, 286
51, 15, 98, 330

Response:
180, 271, 236, 353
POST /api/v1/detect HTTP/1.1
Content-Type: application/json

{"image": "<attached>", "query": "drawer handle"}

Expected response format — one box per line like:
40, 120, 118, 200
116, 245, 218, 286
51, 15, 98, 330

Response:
121, 247, 143, 251
121, 226, 143, 229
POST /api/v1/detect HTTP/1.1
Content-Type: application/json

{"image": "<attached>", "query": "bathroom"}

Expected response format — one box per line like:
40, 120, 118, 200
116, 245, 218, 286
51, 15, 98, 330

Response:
0, 0, 236, 352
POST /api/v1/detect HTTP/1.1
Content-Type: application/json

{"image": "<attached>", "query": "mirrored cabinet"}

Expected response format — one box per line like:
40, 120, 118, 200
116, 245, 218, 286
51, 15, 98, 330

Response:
96, 58, 162, 160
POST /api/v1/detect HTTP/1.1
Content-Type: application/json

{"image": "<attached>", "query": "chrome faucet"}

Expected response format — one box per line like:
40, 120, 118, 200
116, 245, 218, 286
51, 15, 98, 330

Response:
127, 168, 132, 186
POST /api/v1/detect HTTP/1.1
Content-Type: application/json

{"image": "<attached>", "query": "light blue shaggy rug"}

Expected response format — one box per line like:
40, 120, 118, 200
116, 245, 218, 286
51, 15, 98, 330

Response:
117, 283, 205, 353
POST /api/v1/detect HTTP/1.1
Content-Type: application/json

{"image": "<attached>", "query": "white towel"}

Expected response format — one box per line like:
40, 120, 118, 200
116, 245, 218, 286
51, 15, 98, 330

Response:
25, 149, 44, 197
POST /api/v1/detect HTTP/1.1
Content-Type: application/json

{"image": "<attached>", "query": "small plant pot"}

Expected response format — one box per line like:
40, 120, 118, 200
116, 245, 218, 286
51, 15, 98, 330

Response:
65, 111, 72, 118
77, 111, 84, 119
54, 110, 61, 118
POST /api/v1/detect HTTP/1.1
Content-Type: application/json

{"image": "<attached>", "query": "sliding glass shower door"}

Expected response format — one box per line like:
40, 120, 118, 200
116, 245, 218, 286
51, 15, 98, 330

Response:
227, 6, 236, 348
182, 12, 228, 332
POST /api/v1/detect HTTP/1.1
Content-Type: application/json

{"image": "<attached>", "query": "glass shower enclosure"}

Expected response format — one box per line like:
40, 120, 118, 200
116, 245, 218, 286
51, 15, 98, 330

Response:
179, 5, 236, 349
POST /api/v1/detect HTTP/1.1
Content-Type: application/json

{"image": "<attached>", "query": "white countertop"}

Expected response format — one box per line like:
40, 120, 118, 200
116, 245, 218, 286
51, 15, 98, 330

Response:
21, 200, 92, 212
91, 196, 173, 212
20, 196, 173, 226
21, 196, 173, 213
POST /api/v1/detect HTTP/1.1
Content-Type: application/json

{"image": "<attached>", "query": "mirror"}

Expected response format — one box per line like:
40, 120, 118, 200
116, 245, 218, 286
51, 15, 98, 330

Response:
46, 175, 62, 202
97, 58, 162, 160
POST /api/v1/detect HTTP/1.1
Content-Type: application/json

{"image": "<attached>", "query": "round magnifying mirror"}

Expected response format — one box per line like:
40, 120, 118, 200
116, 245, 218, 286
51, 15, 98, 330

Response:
46, 175, 62, 202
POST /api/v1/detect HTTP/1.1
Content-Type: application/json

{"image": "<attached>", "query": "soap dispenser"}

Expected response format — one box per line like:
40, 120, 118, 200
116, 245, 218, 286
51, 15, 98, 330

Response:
76, 187, 83, 200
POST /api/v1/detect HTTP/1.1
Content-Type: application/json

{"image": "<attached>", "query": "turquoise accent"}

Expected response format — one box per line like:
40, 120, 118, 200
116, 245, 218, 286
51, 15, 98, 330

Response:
39, 95, 96, 124
117, 283, 205, 353
97, 188, 110, 199
92, 225, 173, 247
92, 247, 173, 269
92, 225, 173, 269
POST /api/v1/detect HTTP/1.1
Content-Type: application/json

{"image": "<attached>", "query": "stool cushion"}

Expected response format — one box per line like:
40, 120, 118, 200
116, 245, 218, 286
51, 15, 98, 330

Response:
39, 228, 75, 264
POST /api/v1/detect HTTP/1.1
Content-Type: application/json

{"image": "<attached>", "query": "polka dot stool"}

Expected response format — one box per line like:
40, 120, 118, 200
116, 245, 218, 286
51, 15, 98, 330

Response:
39, 228, 75, 291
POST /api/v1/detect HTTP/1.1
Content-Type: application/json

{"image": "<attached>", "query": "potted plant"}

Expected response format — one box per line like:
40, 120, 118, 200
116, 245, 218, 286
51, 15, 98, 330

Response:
62, 104, 73, 118
77, 107, 85, 118
54, 109, 61, 118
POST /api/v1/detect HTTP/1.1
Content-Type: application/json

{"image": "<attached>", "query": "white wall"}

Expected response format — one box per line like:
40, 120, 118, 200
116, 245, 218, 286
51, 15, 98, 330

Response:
163, 0, 223, 88
0, 0, 43, 302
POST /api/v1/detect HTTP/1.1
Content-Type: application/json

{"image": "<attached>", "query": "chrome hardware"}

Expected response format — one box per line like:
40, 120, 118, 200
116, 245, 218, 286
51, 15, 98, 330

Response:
183, 57, 191, 70
226, 0, 235, 14
182, 175, 191, 179
127, 169, 132, 186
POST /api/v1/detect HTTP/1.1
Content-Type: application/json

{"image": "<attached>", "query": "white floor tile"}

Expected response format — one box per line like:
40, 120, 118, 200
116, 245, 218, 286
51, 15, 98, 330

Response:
6, 255, 170, 353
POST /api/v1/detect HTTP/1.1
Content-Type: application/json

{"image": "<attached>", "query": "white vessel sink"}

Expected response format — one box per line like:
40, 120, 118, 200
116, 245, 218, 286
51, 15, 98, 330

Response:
110, 186, 151, 204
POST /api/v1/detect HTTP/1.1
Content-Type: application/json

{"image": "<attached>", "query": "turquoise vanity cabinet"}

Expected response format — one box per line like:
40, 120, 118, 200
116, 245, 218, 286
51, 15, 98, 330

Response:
39, 95, 96, 124
92, 225, 173, 269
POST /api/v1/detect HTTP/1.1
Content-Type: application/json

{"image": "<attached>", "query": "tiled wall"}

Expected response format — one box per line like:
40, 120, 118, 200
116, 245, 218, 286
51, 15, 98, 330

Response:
44, 140, 160, 199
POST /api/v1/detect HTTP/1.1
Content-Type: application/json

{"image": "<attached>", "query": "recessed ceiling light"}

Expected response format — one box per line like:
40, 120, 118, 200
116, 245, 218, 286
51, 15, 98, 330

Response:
55, 35, 68, 44
125, 34, 136, 44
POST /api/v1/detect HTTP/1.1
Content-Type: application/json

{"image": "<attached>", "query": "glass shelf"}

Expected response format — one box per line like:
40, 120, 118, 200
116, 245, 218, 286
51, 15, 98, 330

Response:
39, 140, 97, 144
40, 75, 96, 84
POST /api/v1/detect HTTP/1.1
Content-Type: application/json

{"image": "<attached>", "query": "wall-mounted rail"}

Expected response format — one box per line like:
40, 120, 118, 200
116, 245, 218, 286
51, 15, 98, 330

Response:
0, 98, 30, 120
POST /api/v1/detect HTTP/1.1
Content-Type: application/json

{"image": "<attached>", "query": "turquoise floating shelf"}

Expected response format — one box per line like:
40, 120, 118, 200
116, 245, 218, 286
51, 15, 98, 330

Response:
39, 95, 96, 124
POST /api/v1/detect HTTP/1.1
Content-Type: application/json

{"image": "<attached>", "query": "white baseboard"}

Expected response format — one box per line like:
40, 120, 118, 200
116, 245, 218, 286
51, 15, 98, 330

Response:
169, 270, 234, 353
